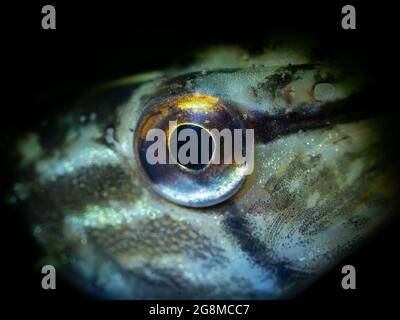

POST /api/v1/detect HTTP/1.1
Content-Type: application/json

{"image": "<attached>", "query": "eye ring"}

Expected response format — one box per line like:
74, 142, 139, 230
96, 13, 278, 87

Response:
134, 93, 249, 208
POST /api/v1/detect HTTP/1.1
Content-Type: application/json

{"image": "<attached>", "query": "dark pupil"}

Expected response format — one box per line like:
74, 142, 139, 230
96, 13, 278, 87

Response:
175, 124, 214, 171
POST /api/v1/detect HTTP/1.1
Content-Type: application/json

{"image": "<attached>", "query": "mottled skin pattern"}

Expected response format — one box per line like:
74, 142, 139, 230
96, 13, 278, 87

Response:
13, 44, 399, 299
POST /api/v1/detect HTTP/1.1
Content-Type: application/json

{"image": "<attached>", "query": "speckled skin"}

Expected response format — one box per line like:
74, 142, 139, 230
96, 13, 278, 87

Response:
13, 44, 399, 299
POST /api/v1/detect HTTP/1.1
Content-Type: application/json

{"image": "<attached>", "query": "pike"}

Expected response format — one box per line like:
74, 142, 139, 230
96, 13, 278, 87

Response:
11, 42, 399, 299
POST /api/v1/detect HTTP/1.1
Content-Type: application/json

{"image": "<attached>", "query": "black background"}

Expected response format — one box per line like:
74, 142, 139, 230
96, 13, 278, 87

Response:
1, 0, 399, 315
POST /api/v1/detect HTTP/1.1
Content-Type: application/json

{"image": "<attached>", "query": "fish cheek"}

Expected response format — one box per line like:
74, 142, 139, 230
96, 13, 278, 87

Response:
232, 116, 399, 274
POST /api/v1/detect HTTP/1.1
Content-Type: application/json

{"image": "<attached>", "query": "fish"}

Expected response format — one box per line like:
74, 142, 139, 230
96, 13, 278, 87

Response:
11, 42, 400, 299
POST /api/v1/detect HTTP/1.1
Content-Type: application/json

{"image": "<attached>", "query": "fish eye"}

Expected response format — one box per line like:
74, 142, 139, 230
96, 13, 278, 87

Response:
134, 94, 250, 208
171, 123, 214, 171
